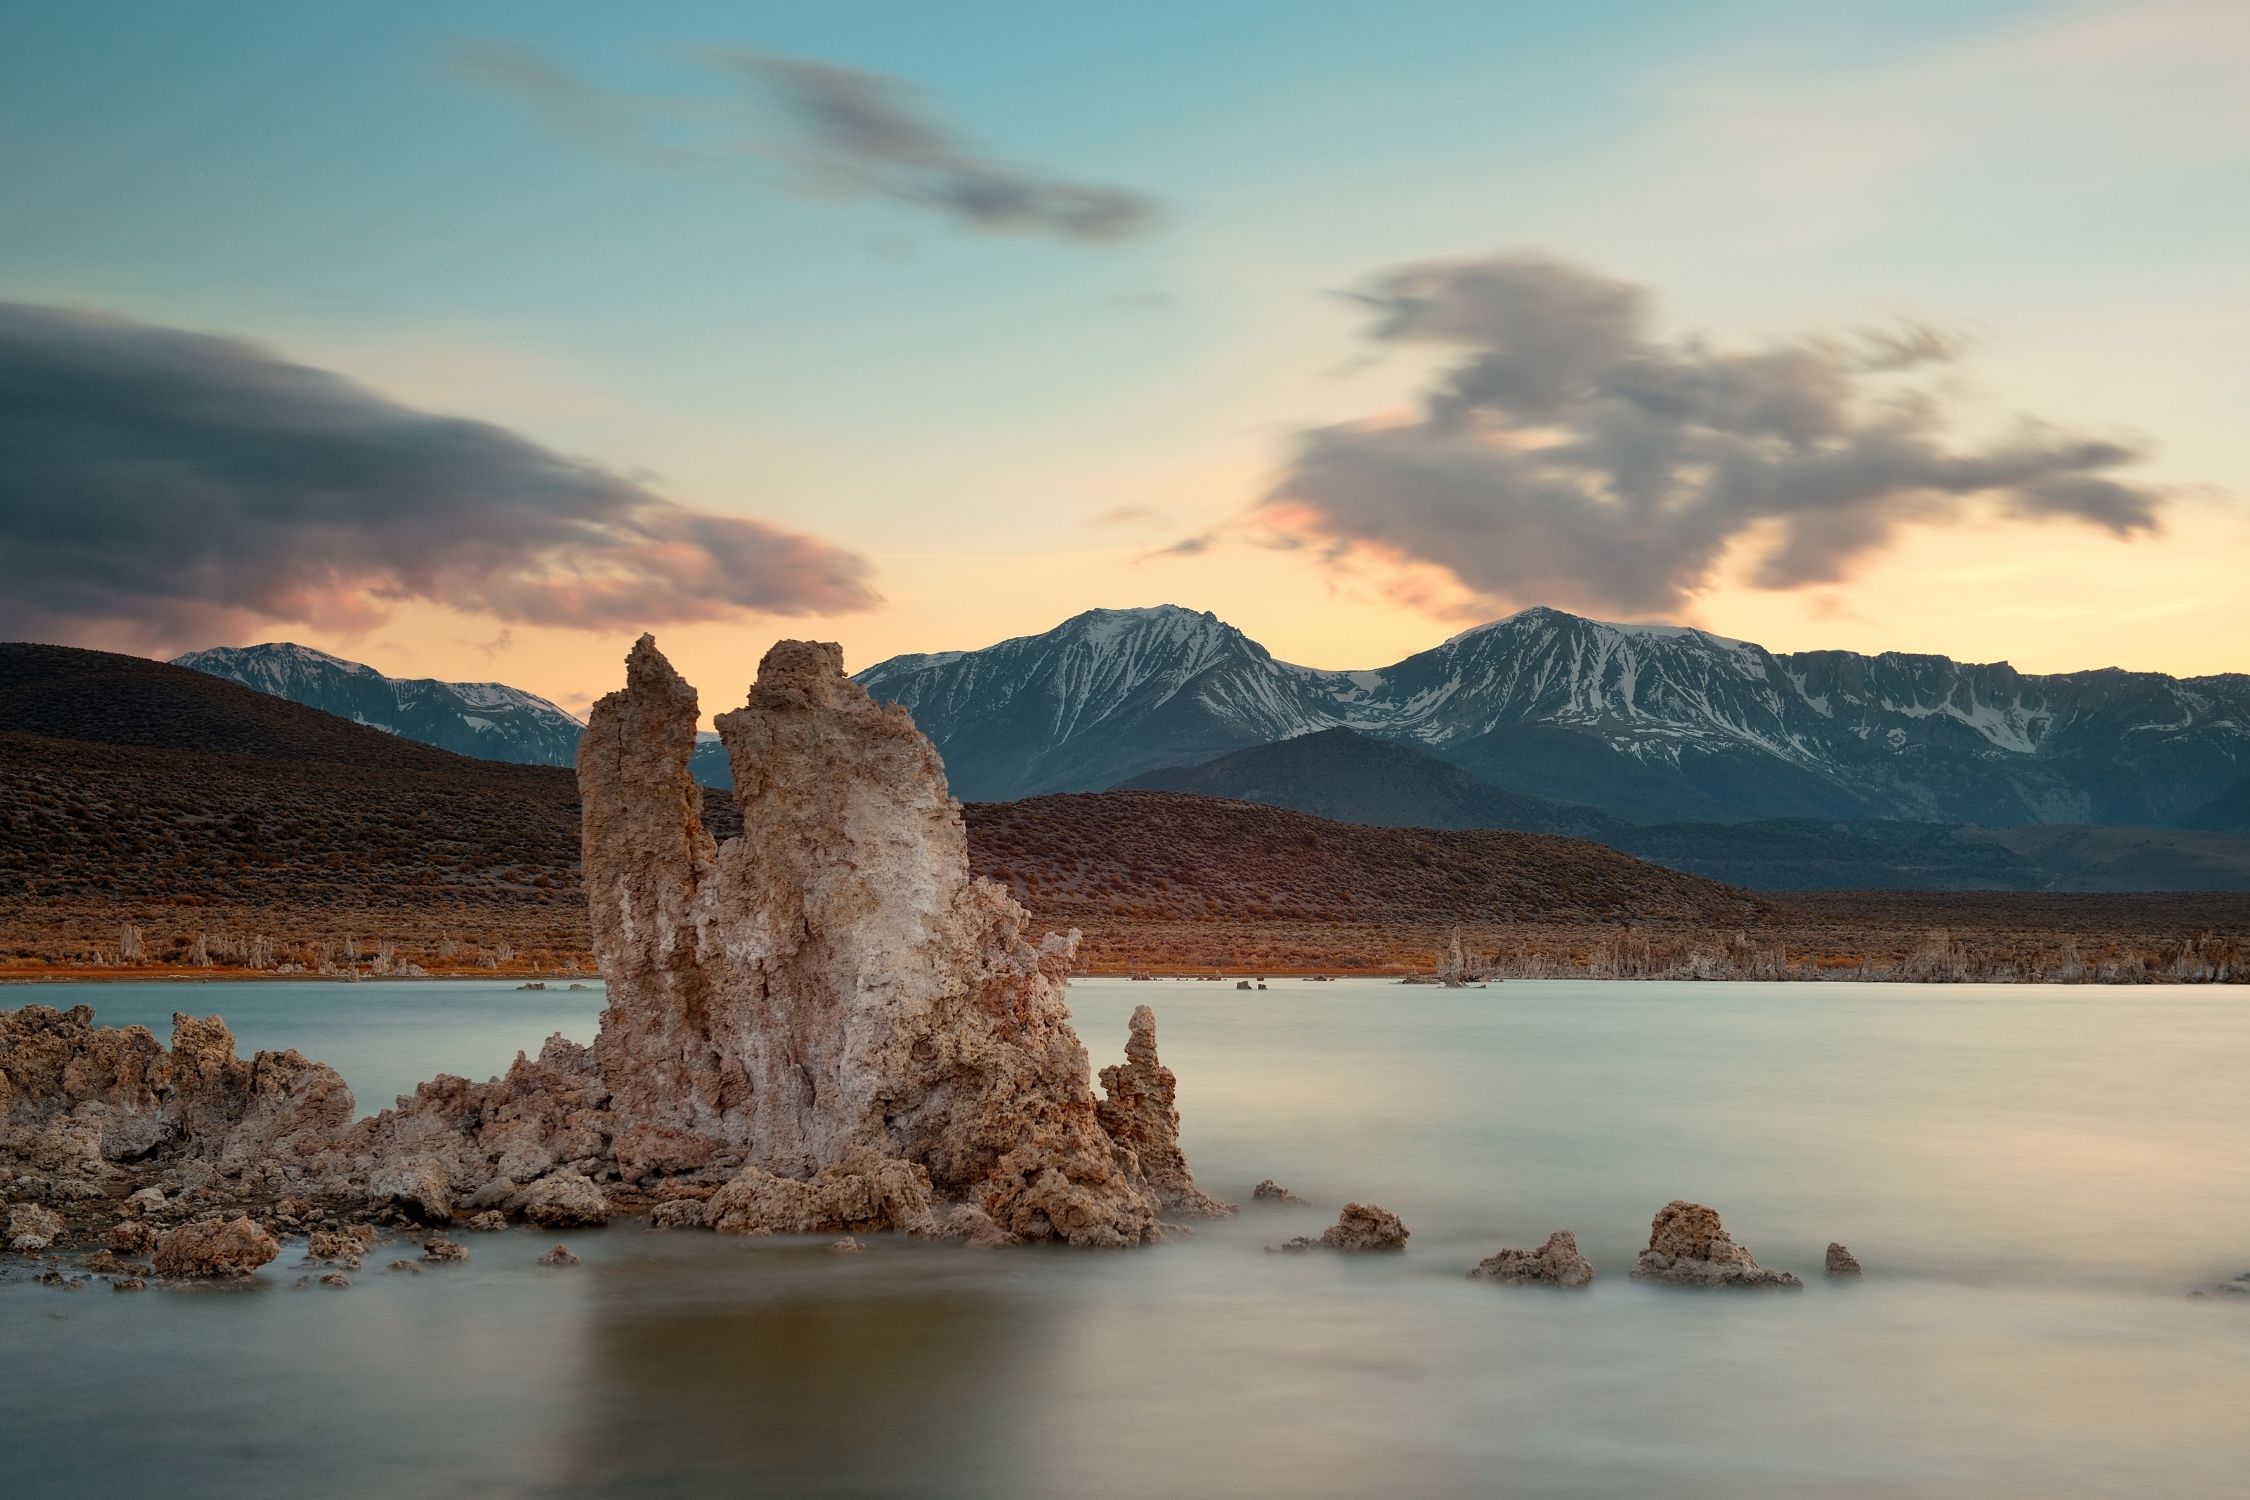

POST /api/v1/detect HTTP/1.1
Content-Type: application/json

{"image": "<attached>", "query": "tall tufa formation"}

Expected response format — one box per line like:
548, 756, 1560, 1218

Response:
1098, 1005, 1235, 1219
577, 636, 1192, 1246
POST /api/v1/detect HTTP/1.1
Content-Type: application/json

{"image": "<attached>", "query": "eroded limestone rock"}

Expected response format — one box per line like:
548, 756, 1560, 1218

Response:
1471, 1230, 1594, 1287
537, 1244, 580, 1266
573, 636, 1173, 1246
151, 1216, 278, 1279
522, 1171, 613, 1229
1630, 1201, 1801, 1288
1275, 1202, 1410, 1253
1097, 1006, 1234, 1219
1826, 1241, 1863, 1276
0, 1007, 350, 1202
1252, 1179, 1306, 1206
6, 1202, 63, 1253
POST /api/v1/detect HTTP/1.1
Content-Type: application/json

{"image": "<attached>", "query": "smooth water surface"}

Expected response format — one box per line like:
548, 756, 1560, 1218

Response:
4, 978, 2247, 1498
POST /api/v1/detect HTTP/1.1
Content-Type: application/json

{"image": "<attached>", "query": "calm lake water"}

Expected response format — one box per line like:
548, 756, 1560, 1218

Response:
4, 977, 2247, 1498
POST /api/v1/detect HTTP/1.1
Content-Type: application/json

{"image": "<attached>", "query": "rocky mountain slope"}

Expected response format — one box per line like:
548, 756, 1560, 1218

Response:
175, 642, 586, 767
856, 604, 2250, 825
175, 640, 740, 788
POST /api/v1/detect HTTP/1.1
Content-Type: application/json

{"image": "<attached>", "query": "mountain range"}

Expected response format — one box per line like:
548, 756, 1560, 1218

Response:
176, 642, 737, 787
858, 604, 2250, 826
161, 608, 2250, 889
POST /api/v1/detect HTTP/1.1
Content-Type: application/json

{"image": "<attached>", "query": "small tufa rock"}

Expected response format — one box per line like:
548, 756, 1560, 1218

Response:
368, 1157, 454, 1224
318, 1272, 350, 1289
465, 1210, 509, 1233
536, 1244, 580, 1266
420, 1236, 469, 1264
1321, 1202, 1410, 1251
306, 1224, 377, 1267
6, 1203, 66, 1254
827, 1236, 864, 1254
1825, 1242, 1863, 1277
151, 1216, 280, 1280
1630, 1201, 1801, 1289
107, 1219, 158, 1257
1273, 1202, 1410, 1253
1471, 1230, 1595, 1287
1096, 1006, 1235, 1219
1251, 1179, 1307, 1206
521, 1171, 612, 1229
385, 1259, 422, 1274
111, 1276, 145, 1292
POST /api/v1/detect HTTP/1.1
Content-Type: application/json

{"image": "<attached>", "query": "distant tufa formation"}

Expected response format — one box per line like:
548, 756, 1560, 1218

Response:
0, 638, 1227, 1263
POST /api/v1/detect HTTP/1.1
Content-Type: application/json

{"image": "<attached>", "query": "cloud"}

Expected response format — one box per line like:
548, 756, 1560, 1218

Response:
1188, 252, 2168, 618
722, 53, 1156, 241
0, 302, 877, 650
455, 42, 1156, 243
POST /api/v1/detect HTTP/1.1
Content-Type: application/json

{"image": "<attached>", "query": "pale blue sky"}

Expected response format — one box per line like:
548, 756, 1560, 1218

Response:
3, 0, 2244, 706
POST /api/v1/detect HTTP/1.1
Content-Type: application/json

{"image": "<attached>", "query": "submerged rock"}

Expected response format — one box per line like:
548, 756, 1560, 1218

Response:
1096, 1006, 1234, 1219
1630, 1201, 1801, 1289
420, 1236, 468, 1264
536, 1244, 580, 1267
1826, 1242, 1863, 1276
151, 1216, 279, 1279
1251, 1179, 1307, 1206
1471, 1230, 1595, 1287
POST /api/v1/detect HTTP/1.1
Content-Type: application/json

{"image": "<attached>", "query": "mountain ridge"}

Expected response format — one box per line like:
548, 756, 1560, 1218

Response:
856, 604, 2250, 823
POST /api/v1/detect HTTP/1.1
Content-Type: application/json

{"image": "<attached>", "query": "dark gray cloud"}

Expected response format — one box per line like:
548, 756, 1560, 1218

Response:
0, 302, 876, 649
1214, 253, 2164, 616
455, 42, 1156, 243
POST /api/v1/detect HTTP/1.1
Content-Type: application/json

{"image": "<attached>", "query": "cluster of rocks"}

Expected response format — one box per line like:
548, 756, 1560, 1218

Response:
1271, 1201, 1412, 1254
0, 637, 1231, 1276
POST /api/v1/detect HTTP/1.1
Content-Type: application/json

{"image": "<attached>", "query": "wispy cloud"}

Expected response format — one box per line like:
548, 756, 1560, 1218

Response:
455, 42, 1157, 243
0, 302, 876, 650
1168, 252, 2170, 618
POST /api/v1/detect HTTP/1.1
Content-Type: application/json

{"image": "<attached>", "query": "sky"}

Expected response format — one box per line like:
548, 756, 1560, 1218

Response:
2, 0, 2245, 717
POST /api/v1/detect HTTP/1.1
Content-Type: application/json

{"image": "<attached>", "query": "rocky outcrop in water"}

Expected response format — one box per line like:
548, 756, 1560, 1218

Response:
560, 637, 1174, 1245
1252, 1179, 1306, 1205
1276, 1201, 1410, 1252
151, 1215, 278, 1279
0, 637, 1214, 1257
1825, 1242, 1862, 1276
1471, 1229, 1594, 1286
0, 1006, 351, 1204
1096, 1006, 1233, 1220
1630, 1201, 1801, 1288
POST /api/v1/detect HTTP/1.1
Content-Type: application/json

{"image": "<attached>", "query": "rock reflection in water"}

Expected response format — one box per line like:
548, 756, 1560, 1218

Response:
548, 1246, 1037, 1498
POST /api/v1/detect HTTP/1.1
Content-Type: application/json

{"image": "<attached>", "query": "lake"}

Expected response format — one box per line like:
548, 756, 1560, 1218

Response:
3, 977, 2247, 1498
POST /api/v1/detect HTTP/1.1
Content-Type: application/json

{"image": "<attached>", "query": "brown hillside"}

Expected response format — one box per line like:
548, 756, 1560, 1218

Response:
966, 789, 1760, 925
0, 643, 736, 972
